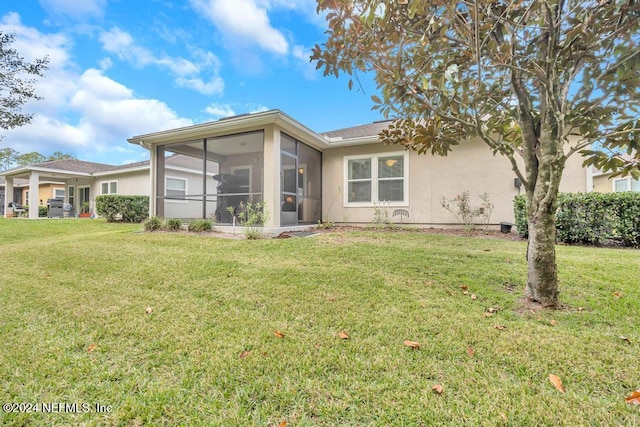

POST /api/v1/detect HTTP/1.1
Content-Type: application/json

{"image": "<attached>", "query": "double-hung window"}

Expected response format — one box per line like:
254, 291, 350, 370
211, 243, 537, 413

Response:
101, 181, 118, 195
166, 177, 187, 202
345, 152, 408, 206
613, 177, 640, 192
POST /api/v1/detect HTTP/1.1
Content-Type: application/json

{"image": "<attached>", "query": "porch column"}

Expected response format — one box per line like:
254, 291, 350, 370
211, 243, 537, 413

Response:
262, 124, 280, 229
28, 171, 39, 219
4, 177, 13, 218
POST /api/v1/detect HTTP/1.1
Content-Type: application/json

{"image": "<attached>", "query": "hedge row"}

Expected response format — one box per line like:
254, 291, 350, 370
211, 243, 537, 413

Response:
95, 195, 149, 223
514, 192, 640, 247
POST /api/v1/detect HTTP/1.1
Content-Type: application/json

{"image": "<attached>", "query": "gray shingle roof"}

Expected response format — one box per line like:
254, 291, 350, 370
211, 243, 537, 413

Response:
321, 120, 393, 140
35, 159, 115, 173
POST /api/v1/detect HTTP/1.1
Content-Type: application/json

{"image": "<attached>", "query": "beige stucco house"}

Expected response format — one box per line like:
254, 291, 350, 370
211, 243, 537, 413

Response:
126, 110, 590, 233
1, 155, 210, 218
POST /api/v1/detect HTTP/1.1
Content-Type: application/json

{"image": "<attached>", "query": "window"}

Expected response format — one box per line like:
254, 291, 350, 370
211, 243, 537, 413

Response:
230, 166, 251, 194
68, 186, 75, 207
166, 177, 187, 202
54, 188, 65, 198
613, 177, 640, 192
101, 181, 118, 194
344, 152, 408, 205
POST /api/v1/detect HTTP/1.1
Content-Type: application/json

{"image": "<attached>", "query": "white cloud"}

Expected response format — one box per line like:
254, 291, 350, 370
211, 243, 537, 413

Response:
204, 103, 236, 118
292, 45, 317, 80
0, 15, 193, 164
99, 27, 223, 95
190, 0, 289, 55
39, 0, 106, 19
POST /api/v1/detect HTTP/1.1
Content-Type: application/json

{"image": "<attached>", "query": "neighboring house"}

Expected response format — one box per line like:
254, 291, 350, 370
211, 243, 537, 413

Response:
591, 154, 640, 193
126, 109, 589, 233
0, 177, 65, 216
1, 155, 215, 218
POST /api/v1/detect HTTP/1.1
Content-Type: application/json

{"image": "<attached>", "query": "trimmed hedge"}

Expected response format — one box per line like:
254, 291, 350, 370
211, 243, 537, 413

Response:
514, 193, 640, 247
95, 195, 149, 223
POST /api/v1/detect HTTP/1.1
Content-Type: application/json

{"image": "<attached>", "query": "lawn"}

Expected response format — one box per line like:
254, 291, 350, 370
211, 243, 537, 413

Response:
0, 218, 638, 426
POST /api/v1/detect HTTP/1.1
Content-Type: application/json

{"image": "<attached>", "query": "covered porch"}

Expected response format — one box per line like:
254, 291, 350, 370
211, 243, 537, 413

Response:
1, 167, 92, 219
128, 110, 329, 233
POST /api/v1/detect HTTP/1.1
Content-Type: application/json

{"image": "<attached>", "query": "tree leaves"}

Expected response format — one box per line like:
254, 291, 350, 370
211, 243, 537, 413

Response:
626, 390, 640, 405
549, 374, 565, 394
338, 331, 350, 339
404, 340, 420, 350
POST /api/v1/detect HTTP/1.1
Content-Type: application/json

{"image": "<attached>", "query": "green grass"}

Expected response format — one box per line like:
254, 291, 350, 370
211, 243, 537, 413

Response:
0, 218, 638, 426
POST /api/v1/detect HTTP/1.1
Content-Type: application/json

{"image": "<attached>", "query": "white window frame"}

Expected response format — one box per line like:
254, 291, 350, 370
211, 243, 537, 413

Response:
100, 180, 118, 195
54, 188, 65, 198
68, 185, 75, 207
165, 176, 188, 203
612, 177, 640, 192
343, 152, 409, 207
230, 166, 252, 195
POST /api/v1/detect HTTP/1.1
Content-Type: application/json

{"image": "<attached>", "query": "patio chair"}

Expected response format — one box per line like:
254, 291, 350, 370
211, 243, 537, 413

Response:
8, 202, 26, 217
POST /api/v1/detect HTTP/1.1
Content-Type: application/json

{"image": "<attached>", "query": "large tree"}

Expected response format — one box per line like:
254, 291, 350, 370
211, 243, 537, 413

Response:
0, 31, 48, 136
312, 0, 639, 307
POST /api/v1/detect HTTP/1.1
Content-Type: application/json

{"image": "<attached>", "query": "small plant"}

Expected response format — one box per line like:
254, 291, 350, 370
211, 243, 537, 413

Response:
143, 216, 163, 231
237, 200, 268, 239
80, 201, 91, 214
441, 191, 494, 234
371, 200, 391, 226
188, 219, 213, 232
163, 218, 182, 231
317, 219, 335, 229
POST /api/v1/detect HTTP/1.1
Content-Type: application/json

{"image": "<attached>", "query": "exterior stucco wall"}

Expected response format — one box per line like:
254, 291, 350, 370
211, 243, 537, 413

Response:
592, 174, 612, 193
322, 138, 588, 226
21, 183, 65, 206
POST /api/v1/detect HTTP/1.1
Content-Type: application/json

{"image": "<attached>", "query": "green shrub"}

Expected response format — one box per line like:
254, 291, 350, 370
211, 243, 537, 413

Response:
514, 192, 640, 247
38, 205, 48, 217
513, 195, 528, 238
143, 216, 162, 231
163, 218, 182, 231
188, 219, 213, 232
237, 201, 268, 239
95, 195, 149, 223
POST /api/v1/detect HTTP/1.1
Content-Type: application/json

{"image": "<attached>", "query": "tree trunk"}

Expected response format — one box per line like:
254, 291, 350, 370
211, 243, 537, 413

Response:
525, 191, 560, 307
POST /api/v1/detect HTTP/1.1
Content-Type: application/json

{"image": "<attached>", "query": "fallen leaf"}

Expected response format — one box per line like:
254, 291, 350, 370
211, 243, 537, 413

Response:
278, 421, 288, 427
419, 302, 427, 308
483, 312, 494, 318
494, 325, 506, 331
274, 331, 285, 338
577, 307, 584, 313
448, 291, 456, 296
327, 295, 337, 301
613, 291, 622, 298
145, 306, 153, 314
460, 285, 468, 290
486, 307, 498, 313
471, 294, 477, 300
227, 272, 233, 277
314, 343, 321, 349
549, 374, 565, 393
499, 413, 508, 421
619, 336, 632, 344
466, 346, 474, 357
404, 340, 420, 350
462, 290, 469, 295
626, 390, 640, 405
338, 331, 350, 340
432, 384, 444, 394
239, 351, 251, 359
87, 343, 97, 353
550, 319, 557, 326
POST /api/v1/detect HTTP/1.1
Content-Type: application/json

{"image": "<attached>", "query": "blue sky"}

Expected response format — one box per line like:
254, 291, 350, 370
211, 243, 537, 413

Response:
0, 0, 381, 165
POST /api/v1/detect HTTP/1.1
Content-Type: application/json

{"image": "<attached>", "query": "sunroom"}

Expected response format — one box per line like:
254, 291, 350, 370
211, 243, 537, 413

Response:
127, 110, 329, 233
